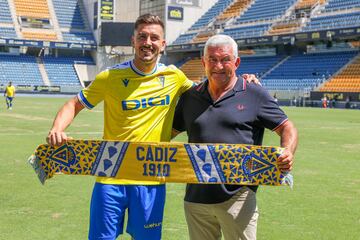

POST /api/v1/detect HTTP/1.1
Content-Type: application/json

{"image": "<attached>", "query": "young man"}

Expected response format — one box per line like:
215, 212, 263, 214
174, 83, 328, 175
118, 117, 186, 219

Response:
173, 35, 298, 240
46, 14, 194, 240
4, 81, 15, 110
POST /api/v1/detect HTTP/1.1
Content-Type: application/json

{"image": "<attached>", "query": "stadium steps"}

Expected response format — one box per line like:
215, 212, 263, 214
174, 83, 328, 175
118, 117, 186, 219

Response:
317, 53, 360, 91
260, 55, 290, 79
216, 0, 252, 21
47, 0, 63, 41
7, 0, 21, 38
36, 57, 50, 86
77, 0, 91, 31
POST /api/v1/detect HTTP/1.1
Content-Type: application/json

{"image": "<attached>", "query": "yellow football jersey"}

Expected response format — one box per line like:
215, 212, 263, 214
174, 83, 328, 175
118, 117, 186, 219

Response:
78, 60, 194, 185
5, 85, 15, 97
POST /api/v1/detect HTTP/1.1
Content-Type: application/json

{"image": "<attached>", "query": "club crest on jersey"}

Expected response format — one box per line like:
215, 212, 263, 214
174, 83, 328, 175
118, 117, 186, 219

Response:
122, 79, 130, 87
122, 95, 170, 110
158, 76, 165, 87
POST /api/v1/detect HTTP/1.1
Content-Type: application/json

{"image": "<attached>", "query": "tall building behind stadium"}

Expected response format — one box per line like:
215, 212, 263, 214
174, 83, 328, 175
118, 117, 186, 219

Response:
0, 0, 359, 107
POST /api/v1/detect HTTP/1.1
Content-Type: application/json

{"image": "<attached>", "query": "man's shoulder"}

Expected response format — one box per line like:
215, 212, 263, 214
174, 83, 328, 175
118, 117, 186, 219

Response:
158, 64, 182, 74
181, 81, 203, 96
244, 81, 270, 99
107, 61, 131, 71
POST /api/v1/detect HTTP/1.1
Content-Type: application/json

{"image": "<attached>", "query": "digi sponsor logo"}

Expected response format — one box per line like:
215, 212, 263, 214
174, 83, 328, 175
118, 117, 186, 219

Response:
121, 95, 170, 110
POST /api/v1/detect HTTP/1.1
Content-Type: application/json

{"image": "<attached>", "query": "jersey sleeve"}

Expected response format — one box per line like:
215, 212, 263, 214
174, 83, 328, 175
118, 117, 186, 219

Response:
256, 87, 288, 131
77, 70, 109, 109
173, 94, 186, 132
172, 65, 195, 93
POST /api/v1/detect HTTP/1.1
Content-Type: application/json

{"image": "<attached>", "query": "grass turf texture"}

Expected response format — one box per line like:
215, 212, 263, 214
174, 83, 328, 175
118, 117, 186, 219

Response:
0, 96, 359, 240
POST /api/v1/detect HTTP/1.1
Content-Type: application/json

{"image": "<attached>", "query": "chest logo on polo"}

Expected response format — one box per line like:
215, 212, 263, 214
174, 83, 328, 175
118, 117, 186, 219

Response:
237, 104, 246, 111
122, 79, 130, 87
121, 95, 171, 110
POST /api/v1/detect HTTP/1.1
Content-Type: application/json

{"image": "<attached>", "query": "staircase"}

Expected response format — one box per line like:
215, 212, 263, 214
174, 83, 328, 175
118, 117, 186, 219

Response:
36, 57, 51, 86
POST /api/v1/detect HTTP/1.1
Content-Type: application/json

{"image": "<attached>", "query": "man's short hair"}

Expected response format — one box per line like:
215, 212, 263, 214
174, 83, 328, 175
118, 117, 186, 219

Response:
134, 14, 164, 32
204, 34, 238, 58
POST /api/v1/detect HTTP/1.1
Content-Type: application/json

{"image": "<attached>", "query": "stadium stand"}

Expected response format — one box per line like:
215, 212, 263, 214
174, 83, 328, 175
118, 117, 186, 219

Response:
42, 56, 94, 86
0, 54, 43, 85
300, 0, 360, 32
236, 55, 285, 77
192, 31, 215, 44
234, 0, 298, 24
13, 0, 50, 19
320, 54, 360, 92
52, 0, 86, 29
0, 0, 96, 90
322, 0, 360, 12
0, 26, 17, 38
295, 0, 326, 10
188, 0, 233, 31
21, 30, 58, 41
0, 0, 13, 23
223, 23, 271, 39
302, 12, 360, 32
62, 31, 96, 44
172, 32, 197, 45
52, 0, 95, 44
216, 0, 252, 21
267, 21, 301, 35
179, 58, 205, 83
260, 51, 359, 90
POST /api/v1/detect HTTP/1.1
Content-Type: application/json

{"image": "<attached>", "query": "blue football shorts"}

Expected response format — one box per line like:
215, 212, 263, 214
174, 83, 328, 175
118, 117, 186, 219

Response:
88, 182, 166, 240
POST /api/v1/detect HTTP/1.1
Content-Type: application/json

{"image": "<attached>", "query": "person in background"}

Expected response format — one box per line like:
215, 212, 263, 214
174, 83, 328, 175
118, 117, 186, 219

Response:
4, 81, 15, 110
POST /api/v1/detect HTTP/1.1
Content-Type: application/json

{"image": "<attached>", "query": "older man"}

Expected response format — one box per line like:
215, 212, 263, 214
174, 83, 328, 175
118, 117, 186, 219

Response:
173, 35, 298, 240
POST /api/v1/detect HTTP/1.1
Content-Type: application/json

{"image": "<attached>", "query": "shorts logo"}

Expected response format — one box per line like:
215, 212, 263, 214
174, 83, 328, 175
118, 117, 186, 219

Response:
144, 222, 162, 228
122, 95, 170, 110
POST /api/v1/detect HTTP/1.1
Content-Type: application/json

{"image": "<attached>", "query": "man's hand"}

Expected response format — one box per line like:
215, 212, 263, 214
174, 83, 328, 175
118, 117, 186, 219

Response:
46, 96, 84, 146
242, 74, 261, 85
277, 148, 294, 172
46, 130, 72, 146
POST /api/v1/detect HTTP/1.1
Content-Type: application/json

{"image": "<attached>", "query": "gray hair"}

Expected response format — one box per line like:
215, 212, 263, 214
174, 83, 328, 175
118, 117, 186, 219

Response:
204, 34, 238, 58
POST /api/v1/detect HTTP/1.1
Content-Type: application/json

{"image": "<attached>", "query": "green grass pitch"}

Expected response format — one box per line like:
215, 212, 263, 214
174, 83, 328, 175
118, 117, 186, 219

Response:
0, 96, 359, 240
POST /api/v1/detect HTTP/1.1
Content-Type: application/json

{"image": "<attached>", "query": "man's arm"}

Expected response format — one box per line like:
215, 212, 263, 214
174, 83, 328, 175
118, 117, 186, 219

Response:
46, 96, 85, 146
274, 120, 298, 172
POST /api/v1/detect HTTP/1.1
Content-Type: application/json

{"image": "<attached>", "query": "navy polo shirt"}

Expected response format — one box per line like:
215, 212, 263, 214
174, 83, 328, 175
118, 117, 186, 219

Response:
173, 78, 288, 204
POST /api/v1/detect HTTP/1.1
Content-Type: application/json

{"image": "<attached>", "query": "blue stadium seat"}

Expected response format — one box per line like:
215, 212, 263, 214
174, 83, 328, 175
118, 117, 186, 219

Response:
52, 0, 95, 44
0, 0, 13, 24
189, 0, 233, 31
302, 12, 360, 32
0, 54, 43, 85
223, 23, 271, 39
236, 55, 285, 77
62, 31, 96, 44
43, 56, 95, 86
235, 0, 297, 24
322, 0, 360, 12
0, 27, 17, 39
261, 51, 359, 90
